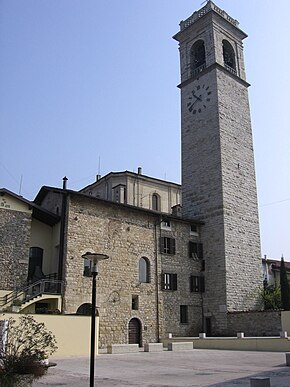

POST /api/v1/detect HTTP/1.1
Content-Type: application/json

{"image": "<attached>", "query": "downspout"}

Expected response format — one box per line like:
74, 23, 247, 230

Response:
154, 217, 162, 342
58, 177, 68, 310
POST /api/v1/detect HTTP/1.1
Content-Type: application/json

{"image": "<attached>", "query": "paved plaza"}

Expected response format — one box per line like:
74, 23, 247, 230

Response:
33, 349, 290, 386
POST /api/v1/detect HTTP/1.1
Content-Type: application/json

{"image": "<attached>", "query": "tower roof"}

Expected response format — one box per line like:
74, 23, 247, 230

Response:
179, 1, 239, 32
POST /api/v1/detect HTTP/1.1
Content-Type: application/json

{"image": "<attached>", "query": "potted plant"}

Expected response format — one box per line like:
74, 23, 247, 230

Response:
11, 299, 22, 312
0, 315, 57, 386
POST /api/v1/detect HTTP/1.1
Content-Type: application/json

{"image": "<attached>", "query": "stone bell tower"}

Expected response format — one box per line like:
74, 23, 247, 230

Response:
174, 1, 262, 334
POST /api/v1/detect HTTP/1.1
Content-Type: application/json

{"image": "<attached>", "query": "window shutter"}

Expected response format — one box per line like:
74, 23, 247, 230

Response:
188, 241, 193, 258
170, 239, 176, 255
198, 243, 203, 259
161, 273, 165, 290
172, 273, 177, 290
189, 275, 193, 292
160, 237, 164, 253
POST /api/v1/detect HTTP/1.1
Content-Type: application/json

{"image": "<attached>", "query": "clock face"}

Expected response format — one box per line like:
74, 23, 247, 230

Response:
187, 83, 212, 114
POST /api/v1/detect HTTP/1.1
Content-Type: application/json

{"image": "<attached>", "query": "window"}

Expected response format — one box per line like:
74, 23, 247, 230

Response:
161, 273, 177, 291
180, 305, 188, 324
190, 224, 198, 236
188, 242, 203, 259
190, 275, 205, 293
222, 40, 236, 73
28, 247, 44, 280
83, 258, 92, 277
139, 257, 150, 283
161, 220, 171, 230
160, 237, 176, 255
152, 193, 160, 211
132, 295, 139, 310
190, 40, 206, 76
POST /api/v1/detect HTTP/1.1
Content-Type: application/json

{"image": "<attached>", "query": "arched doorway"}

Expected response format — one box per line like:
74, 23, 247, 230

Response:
128, 318, 142, 347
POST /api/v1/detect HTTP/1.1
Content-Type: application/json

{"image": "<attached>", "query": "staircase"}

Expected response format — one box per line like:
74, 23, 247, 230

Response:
0, 275, 64, 312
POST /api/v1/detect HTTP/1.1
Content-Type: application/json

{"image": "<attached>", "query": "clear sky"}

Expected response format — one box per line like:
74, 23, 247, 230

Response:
0, 0, 289, 260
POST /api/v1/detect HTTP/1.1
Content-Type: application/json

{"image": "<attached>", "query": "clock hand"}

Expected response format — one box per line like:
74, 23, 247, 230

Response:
192, 91, 202, 101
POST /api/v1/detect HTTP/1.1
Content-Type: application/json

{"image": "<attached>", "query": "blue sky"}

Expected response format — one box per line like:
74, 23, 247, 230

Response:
0, 0, 289, 260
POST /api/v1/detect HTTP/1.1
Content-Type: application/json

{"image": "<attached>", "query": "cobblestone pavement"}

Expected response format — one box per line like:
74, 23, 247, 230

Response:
33, 349, 290, 386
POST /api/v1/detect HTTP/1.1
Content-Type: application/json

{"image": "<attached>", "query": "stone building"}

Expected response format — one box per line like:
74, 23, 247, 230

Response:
0, 1, 266, 343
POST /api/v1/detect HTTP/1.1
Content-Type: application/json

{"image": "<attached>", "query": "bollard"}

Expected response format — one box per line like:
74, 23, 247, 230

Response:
199, 333, 206, 339
250, 377, 270, 387
280, 331, 287, 338
237, 332, 244, 339
286, 353, 290, 366
168, 333, 172, 339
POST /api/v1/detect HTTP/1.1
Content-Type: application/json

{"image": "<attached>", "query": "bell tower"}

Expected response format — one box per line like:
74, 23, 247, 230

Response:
174, 1, 262, 334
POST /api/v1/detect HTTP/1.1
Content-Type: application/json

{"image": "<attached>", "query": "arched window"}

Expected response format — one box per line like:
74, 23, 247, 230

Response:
190, 40, 206, 76
139, 257, 150, 283
152, 193, 160, 211
28, 247, 44, 280
222, 40, 236, 73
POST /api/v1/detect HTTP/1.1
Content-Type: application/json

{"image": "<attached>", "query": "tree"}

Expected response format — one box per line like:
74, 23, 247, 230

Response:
261, 279, 281, 310
280, 255, 290, 310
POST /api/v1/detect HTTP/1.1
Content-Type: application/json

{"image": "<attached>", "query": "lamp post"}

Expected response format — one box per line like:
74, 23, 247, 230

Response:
82, 252, 109, 387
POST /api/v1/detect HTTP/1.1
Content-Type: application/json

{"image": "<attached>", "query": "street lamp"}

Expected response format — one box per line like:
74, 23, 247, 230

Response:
82, 252, 109, 387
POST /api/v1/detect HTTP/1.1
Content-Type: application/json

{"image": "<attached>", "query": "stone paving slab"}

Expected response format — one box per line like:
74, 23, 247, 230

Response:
33, 349, 290, 386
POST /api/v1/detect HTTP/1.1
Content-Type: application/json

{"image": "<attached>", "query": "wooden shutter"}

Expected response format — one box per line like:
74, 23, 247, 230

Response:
198, 243, 203, 259
170, 239, 176, 255
160, 237, 165, 253
172, 273, 177, 290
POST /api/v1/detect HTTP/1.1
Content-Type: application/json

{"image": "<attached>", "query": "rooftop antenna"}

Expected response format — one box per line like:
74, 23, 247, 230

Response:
98, 156, 101, 175
19, 175, 23, 195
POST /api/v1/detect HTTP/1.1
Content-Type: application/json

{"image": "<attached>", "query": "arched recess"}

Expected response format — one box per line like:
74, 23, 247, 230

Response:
128, 318, 142, 346
139, 257, 150, 283
222, 40, 236, 72
190, 40, 206, 75
76, 303, 99, 316
152, 193, 160, 211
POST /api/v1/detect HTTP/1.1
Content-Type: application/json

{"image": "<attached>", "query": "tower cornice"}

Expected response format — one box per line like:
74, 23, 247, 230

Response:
177, 62, 250, 90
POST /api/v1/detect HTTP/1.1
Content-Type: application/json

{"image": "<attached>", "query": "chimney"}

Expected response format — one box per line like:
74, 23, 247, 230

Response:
138, 167, 142, 175
96, 174, 101, 181
62, 176, 68, 190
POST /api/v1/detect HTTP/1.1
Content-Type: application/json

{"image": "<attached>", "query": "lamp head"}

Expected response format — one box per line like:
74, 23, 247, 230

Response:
82, 252, 109, 273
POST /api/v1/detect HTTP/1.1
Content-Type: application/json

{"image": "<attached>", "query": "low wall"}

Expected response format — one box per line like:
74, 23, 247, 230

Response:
282, 311, 290, 333
162, 336, 290, 352
227, 310, 281, 336
1, 313, 97, 357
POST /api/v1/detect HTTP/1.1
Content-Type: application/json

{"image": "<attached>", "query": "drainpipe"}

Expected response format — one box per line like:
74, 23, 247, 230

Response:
58, 177, 68, 300
154, 217, 162, 342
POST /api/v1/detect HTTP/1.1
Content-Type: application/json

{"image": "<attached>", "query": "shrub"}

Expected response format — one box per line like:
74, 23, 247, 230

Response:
0, 315, 57, 383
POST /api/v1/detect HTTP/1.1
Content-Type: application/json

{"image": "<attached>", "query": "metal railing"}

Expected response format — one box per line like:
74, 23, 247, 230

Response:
0, 277, 63, 309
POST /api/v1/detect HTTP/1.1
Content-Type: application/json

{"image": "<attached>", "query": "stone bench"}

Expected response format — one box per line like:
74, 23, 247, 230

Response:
144, 343, 164, 352
250, 377, 270, 387
168, 342, 193, 351
107, 344, 139, 354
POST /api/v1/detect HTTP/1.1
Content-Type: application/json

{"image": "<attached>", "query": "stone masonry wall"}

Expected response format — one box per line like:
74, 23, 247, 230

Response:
64, 194, 161, 348
0, 209, 31, 290
227, 311, 282, 337
62, 193, 204, 347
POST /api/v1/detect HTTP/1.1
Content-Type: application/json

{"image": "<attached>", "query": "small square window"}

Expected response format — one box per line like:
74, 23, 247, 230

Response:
161, 220, 171, 230
132, 295, 139, 310
190, 224, 199, 236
